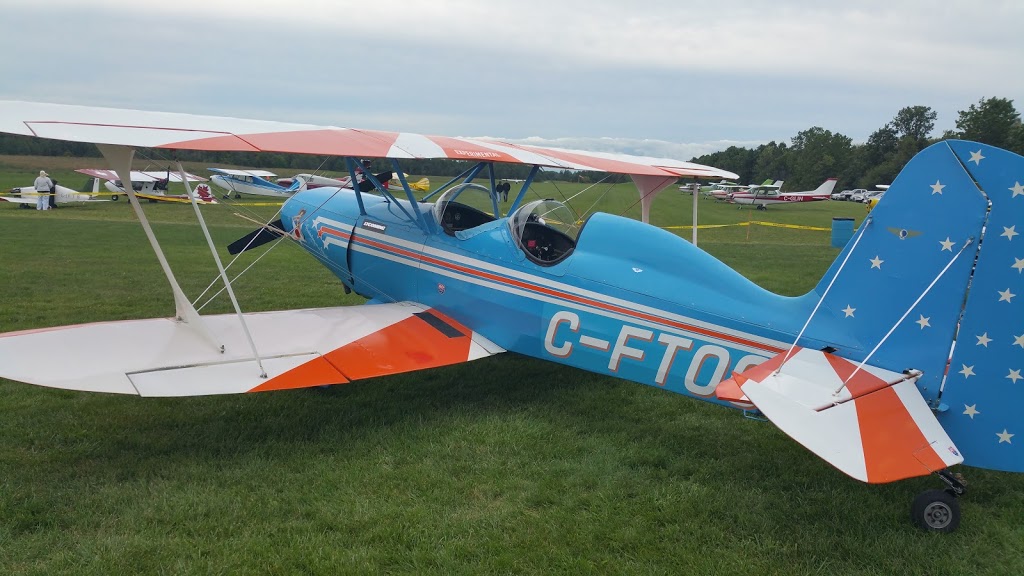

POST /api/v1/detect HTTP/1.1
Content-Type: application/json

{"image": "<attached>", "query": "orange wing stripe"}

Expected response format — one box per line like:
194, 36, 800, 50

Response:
249, 356, 350, 393
326, 311, 473, 381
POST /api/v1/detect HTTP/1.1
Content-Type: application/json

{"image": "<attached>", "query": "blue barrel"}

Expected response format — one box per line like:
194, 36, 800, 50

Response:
831, 217, 855, 248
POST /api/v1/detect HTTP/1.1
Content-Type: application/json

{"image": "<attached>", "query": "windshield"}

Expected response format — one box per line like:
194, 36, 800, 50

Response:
509, 199, 581, 265
431, 183, 500, 235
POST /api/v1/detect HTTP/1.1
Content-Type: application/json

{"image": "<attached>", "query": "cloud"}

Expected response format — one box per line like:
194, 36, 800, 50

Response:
0, 1, 1020, 153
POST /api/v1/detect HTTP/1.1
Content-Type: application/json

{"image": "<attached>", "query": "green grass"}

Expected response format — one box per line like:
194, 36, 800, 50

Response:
1, 159, 1023, 575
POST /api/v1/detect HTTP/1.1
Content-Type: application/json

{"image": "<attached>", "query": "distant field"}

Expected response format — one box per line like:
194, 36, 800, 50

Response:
1, 157, 1021, 575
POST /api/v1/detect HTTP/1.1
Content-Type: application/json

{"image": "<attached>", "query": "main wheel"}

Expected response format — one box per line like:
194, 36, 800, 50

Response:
911, 489, 960, 533
111, 194, 119, 201
235, 193, 242, 199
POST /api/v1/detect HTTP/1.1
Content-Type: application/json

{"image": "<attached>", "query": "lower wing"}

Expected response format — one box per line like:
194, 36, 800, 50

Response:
0, 302, 503, 397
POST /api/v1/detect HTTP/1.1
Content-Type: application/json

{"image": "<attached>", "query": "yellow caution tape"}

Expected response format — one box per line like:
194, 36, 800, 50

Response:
664, 221, 830, 231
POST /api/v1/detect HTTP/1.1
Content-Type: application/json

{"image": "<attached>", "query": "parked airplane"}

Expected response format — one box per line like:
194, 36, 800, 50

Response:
1, 181, 113, 206
0, 101, 1019, 534
729, 178, 837, 209
76, 168, 216, 204
209, 168, 314, 199
703, 179, 774, 201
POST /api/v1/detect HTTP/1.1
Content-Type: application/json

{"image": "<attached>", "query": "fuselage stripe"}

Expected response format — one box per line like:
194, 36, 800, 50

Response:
344, 232, 785, 354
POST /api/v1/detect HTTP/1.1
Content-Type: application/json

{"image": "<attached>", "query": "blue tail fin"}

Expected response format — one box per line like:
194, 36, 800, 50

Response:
802, 141, 1022, 472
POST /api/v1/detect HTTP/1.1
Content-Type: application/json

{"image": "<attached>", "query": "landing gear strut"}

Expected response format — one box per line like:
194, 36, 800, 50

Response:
911, 470, 966, 533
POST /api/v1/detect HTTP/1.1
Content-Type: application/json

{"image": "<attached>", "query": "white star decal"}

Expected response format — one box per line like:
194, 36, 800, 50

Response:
869, 256, 883, 269
976, 333, 992, 347
916, 315, 931, 329
969, 150, 985, 165
842, 305, 856, 318
998, 288, 1016, 303
997, 429, 1014, 444
1013, 334, 1024, 349
964, 404, 979, 419
958, 364, 975, 378
1003, 225, 1019, 241
939, 237, 955, 251
1013, 257, 1024, 273
1009, 369, 1023, 384
1011, 182, 1024, 198
930, 180, 945, 195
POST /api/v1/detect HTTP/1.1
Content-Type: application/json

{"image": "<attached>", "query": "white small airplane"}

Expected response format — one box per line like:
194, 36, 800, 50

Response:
209, 168, 314, 199
77, 168, 216, 204
729, 178, 837, 209
1, 181, 112, 206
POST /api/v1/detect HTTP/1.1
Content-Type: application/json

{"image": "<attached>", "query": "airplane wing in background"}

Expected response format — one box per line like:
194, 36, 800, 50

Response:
75, 168, 207, 182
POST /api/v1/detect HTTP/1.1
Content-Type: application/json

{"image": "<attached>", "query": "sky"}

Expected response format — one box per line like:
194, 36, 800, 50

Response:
1, 0, 1022, 160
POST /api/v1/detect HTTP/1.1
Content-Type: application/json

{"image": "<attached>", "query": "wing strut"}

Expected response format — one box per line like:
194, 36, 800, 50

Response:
176, 161, 267, 378
96, 144, 223, 352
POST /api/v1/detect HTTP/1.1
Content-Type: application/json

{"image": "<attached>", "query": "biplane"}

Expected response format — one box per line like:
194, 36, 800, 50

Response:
0, 101, 1020, 533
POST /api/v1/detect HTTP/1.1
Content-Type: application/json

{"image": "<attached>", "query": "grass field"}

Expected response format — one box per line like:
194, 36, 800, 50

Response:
1, 156, 1023, 575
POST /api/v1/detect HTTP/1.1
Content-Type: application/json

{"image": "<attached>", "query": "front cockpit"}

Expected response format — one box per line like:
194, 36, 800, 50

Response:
509, 199, 580, 266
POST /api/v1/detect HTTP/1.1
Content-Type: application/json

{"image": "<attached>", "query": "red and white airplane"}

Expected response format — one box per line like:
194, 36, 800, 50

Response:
729, 178, 837, 209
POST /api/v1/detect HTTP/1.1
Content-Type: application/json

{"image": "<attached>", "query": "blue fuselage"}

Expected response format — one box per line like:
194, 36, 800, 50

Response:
280, 188, 850, 408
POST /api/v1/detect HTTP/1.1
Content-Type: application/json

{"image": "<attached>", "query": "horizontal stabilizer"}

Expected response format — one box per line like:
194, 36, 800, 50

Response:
0, 302, 503, 397
717, 349, 962, 483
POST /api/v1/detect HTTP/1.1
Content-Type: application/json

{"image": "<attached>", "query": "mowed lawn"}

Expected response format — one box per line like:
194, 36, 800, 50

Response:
1, 160, 1023, 575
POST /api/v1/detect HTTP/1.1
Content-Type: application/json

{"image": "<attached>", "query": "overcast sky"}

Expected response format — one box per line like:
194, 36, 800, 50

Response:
1, 0, 1021, 159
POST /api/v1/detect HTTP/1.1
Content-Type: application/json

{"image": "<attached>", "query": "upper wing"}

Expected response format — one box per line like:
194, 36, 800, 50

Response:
209, 167, 278, 178
1, 101, 737, 180
75, 168, 206, 182
0, 302, 503, 397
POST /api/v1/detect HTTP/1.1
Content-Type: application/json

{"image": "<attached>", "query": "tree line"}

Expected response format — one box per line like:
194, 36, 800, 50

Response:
690, 97, 1024, 191
1, 97, 1021, 190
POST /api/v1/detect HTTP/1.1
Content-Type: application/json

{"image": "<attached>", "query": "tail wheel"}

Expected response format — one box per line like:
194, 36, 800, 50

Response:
911, 489, 960, 533
111, 194, 119, 201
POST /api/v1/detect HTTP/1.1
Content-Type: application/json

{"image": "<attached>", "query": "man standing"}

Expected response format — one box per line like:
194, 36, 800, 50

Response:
34, 170, 53, 211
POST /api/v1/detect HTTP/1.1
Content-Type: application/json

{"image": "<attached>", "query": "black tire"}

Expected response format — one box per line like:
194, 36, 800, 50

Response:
235, 193, 242, 199
111, 194, 119, 201
911, 489, 960, 533
223, 194, 231, 199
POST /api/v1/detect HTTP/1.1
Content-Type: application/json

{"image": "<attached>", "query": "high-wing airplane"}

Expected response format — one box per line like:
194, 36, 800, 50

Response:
205, 167, 292, 198
77, 168, 216, 204
0, 101, 1020, 533
729, 178, 837, 209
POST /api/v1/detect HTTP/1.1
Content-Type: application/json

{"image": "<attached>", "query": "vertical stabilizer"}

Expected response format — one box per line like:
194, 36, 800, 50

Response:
804, 142, 987, 419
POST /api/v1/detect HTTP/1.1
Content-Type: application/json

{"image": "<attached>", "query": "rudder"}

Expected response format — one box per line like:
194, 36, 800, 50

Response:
935, 141, 1024, 472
